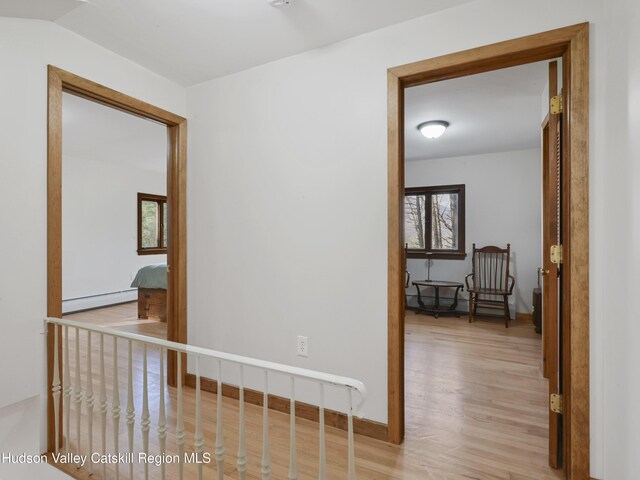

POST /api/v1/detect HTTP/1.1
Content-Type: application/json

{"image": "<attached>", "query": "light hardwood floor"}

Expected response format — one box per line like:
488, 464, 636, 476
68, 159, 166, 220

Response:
402, 310, 562, 479
54, 305, 562, 479
64, 302, 167, 339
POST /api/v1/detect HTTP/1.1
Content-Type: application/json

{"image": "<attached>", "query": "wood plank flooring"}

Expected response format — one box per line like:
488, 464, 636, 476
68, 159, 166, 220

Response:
402, 311, 562, 479
54, 305, 562, 479
64, 302, 167, 339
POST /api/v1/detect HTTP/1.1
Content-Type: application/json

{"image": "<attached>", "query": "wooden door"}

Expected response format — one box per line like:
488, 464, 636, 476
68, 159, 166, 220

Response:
543, 60, 563, 469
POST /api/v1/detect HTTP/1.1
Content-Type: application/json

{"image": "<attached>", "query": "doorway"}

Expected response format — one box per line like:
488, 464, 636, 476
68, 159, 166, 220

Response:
60, 92, 169, 342
46, 66, 187, 452
387, 24, 589, 479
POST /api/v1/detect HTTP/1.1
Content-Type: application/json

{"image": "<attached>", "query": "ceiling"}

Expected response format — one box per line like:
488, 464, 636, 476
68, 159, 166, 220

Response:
62, 92, 167, 172
404, 61, 550, 161
0, 0, 80, 21
0, 0, 475, 86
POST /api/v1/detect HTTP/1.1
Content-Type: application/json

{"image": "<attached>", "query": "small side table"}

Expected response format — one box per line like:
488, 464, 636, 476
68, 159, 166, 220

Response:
412, 280, 464, 318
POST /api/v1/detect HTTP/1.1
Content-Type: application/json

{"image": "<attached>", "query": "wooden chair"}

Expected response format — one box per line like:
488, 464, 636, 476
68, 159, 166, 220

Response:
465, 244, 515, 327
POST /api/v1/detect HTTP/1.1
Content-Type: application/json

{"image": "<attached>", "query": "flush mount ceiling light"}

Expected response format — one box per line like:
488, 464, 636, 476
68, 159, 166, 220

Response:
267, 0, 294, 6
417, 120, 449, 139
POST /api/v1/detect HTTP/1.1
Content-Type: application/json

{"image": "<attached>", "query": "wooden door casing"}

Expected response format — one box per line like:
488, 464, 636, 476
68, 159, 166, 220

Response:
47, 66, 188, 453
388, 24, 590, 478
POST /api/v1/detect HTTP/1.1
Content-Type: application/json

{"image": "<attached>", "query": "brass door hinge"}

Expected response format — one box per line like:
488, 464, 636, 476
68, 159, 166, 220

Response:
550, 393, 563, 414
550, 95, 563, 115
550, 244, 563, 264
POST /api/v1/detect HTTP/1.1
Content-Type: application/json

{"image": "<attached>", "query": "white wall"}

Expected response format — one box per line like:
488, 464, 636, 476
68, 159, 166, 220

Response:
405, 149, 542, 315
62, 155, 166, 304
601, 1, 640, 478
0, 396, 71, 480
186, 0, 616, 476
0, 17, 186, 454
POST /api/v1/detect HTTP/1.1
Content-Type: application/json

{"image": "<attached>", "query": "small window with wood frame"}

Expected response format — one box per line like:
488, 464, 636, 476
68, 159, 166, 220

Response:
137, 193, 167, 255
404, 184, 466, 259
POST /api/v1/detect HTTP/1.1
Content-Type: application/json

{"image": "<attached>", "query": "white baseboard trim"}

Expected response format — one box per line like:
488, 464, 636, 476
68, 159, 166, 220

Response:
62, 289, 137, 314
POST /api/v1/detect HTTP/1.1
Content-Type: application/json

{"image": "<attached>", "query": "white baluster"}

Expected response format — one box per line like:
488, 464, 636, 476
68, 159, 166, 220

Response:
158, 348, 167, 480
194, 356, 204, 480
52, 325, 61, 454
318, 383, 326, 480
237, 365, 247, 479
347, 388, 356, 480
63, 326, 71, 454
112, 337, 121, 480
99, 334, 107, 479
176, 353, 185, 480
261, 371, 271, 480
85, 331, 94, 475
141, 345, 150, 480
74, 327, 82, 464
288, 377, 298, 480
126, 340, 135, 480
215, 360, 225, 480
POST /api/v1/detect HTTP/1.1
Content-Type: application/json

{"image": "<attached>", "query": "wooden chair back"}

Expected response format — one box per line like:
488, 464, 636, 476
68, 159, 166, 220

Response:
470, 244, 511, 292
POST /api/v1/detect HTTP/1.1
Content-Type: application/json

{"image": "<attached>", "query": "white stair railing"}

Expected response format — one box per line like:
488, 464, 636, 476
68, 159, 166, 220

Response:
288, 377, 298, 480
99, 333, 108, 479
215, 360, 225, 480
111, 337, 121, 480
73, 327, 82, 465
47, 316, 367, 479
261, 371, 271, 479
157, 347, 167, 480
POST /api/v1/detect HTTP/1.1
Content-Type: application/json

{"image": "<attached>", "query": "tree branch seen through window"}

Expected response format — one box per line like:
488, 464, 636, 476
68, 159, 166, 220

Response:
137, 193, 167, 255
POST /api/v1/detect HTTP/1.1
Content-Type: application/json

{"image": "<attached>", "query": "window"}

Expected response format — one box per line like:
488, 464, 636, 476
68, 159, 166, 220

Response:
137, 193, 168, 255
404, 184, 465, 259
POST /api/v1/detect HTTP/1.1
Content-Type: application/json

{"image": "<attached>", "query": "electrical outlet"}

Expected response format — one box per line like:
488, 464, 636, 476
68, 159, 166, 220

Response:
297, 335, 308, 357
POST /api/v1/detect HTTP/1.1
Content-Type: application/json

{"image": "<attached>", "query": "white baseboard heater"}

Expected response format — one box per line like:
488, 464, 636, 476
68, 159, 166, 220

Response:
406, 294, 516, 319
62, 289, 137, 314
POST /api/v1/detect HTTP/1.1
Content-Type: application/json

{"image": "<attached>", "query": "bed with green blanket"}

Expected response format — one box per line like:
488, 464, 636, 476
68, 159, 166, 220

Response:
131, 263, 167, 322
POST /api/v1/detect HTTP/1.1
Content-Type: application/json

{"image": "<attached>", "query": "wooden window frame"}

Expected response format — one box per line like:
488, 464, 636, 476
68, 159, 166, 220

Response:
137, 192, 168, 255
404, 184, 466, 260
